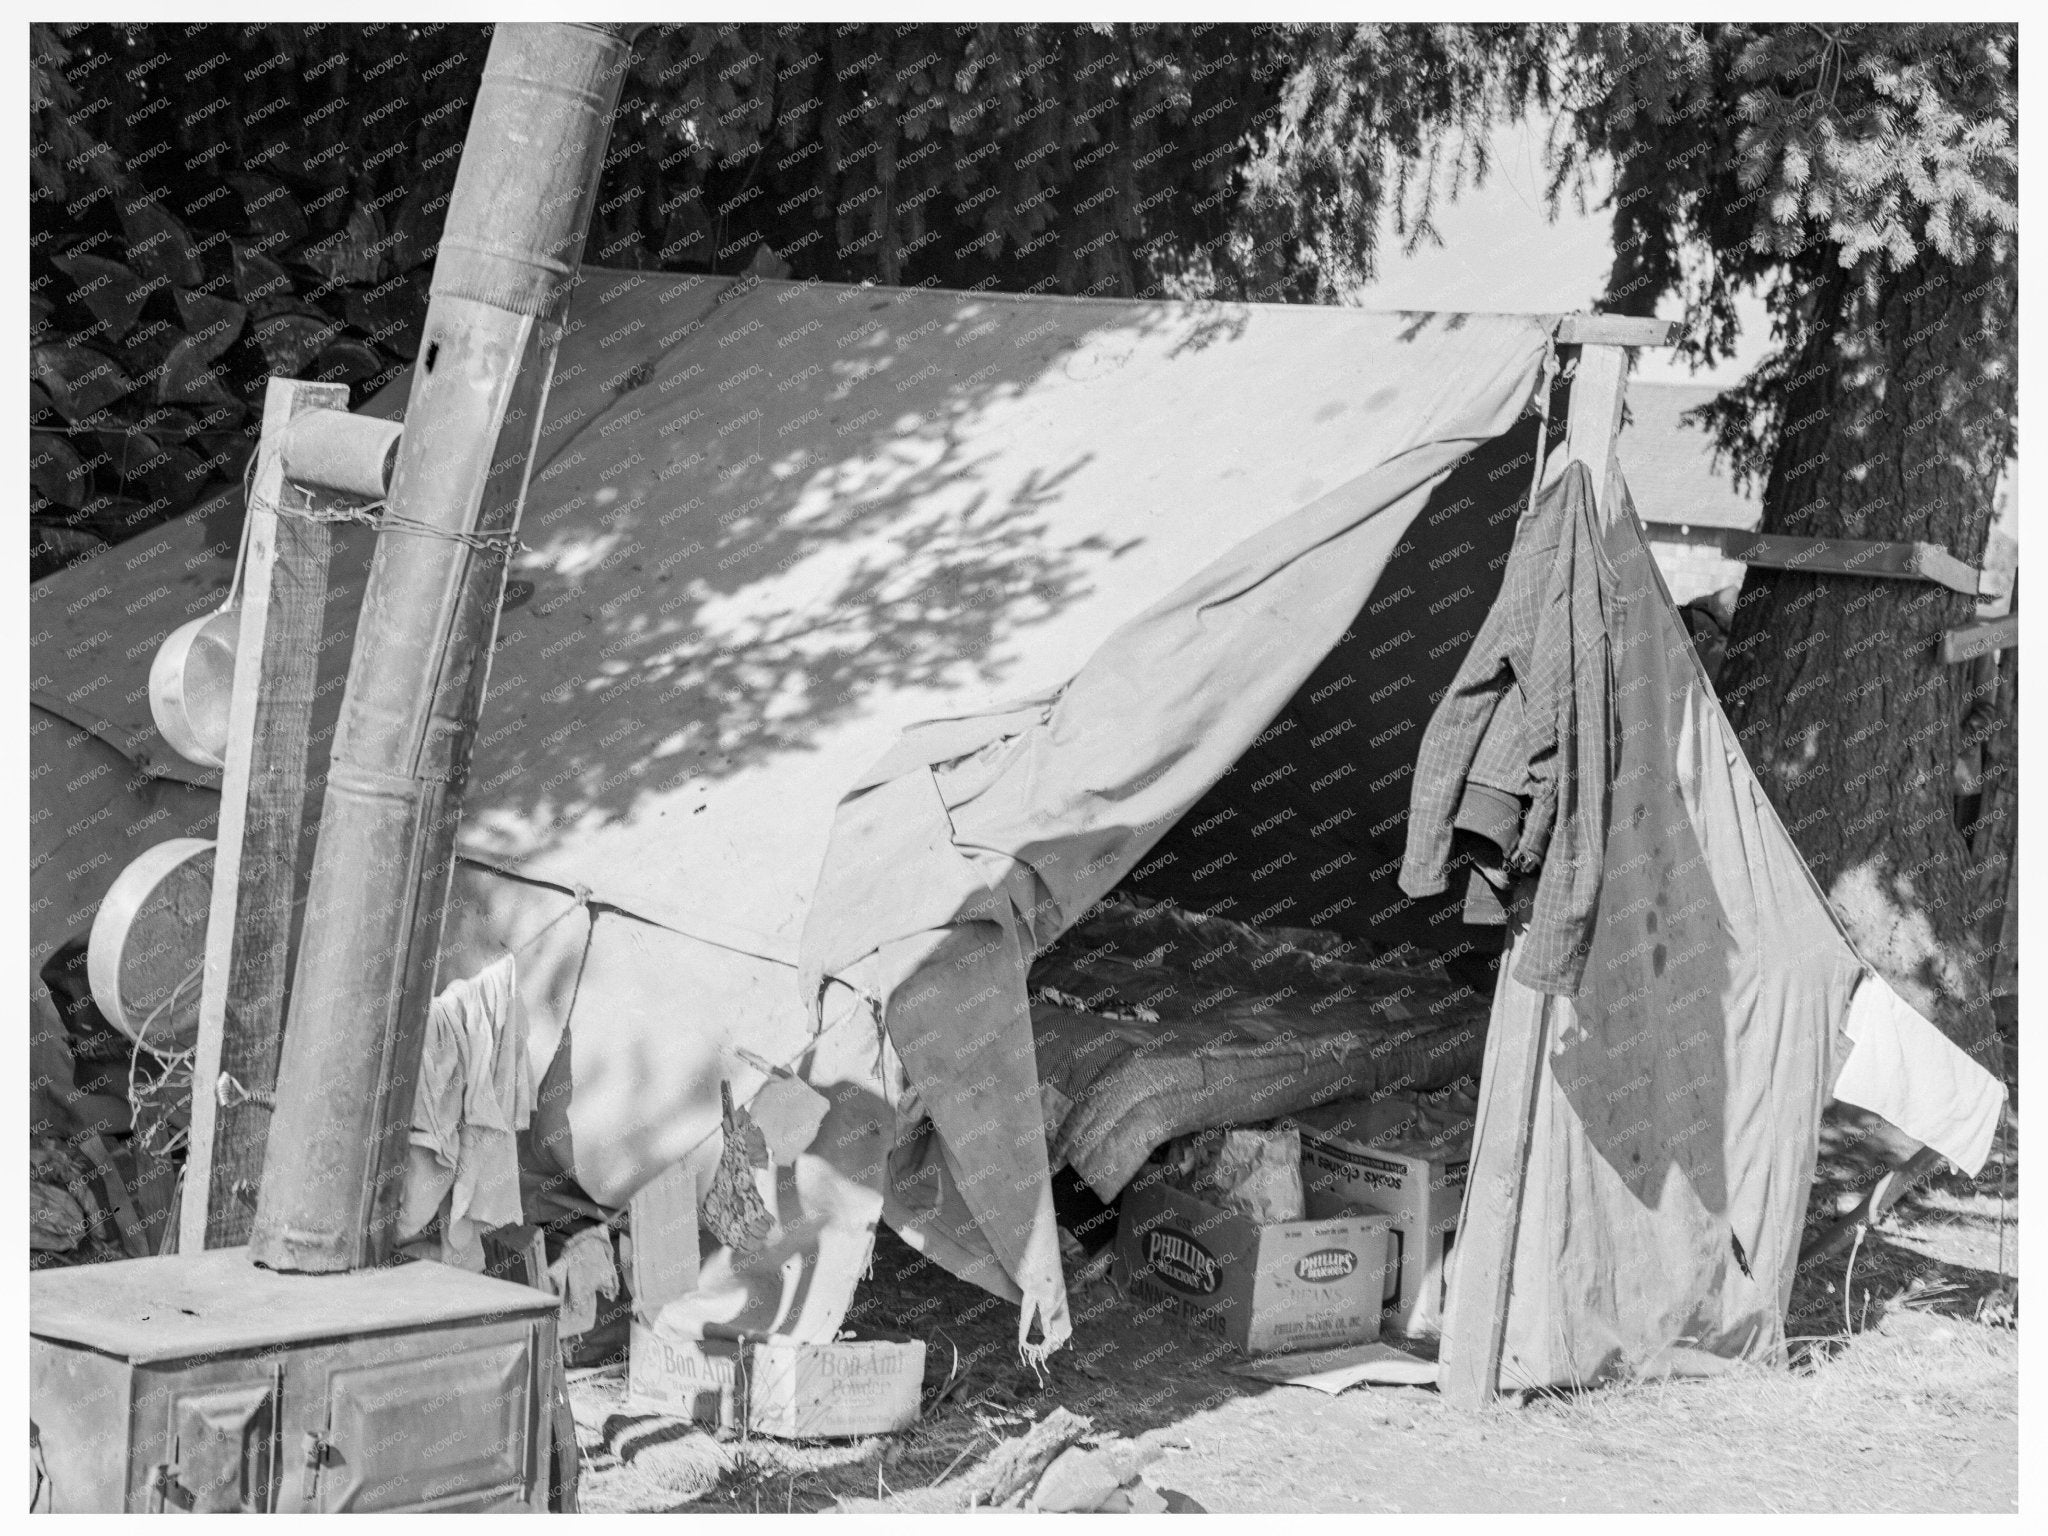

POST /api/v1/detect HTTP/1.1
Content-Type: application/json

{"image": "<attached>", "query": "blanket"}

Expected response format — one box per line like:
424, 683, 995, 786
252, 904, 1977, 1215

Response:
1028, 898, 1488, 1198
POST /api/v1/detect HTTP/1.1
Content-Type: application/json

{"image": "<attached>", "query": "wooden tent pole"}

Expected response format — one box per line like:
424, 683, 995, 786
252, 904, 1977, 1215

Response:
249, 23, 635, 1273
1439, 340, 1631, 1407
181, 378, 348, 1254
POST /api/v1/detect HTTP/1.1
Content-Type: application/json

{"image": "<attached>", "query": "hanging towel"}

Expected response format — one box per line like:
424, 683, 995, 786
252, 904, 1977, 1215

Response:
547, 1225, 621, 1338
400, 954, 534, 1270
1832, 970, 2007, 1176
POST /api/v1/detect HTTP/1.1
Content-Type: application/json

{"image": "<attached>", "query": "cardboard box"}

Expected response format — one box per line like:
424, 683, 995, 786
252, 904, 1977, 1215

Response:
746, 1337, 925, 1440
1283, 1093, 1472, 1337
628, 1322, 924, 1440
628, 1321, 741, 1428
1113, 1168, 1393, 1356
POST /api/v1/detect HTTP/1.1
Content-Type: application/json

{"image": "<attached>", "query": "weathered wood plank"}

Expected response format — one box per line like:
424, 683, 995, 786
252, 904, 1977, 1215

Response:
181, 378, 348, 1253
1440, 923, 1552, 1407
1553, 313, 1679, 347
1715, 530, 1982, 595
1567, 340, 1632, 529
1440, 341, 1630, 1408
1941, 614, 2019, 665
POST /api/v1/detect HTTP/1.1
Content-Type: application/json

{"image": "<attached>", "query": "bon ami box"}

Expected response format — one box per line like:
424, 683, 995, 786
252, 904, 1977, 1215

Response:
629, 1322, 924, 1440
745, 1336, 925, 1440
1282, 1089, 1474, 1338
629, 1322, 743, 1429
1113, 1164, 1393, 1356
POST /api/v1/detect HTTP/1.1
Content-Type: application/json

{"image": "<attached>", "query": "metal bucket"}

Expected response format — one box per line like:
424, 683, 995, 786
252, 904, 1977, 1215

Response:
87, 837, 215, 1054
148, 608, 240, 769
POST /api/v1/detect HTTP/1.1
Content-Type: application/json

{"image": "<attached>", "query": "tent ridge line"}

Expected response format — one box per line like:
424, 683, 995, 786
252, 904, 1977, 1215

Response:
651, 270, 1683, 333
29, 691, 223, 793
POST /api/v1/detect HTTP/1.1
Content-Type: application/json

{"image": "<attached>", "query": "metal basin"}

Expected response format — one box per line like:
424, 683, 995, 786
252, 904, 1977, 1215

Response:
87, 837, 215, 1053
149, 608, 240, 769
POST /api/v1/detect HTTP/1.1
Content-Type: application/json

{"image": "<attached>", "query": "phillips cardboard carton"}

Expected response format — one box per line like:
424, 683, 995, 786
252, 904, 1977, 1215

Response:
1283, 1088, 1473, 1337
1112, 1164, 1393, 1356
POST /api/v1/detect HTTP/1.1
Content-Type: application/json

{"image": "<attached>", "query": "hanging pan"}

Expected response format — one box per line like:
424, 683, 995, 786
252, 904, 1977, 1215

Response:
87, 836, 215, 1054
148, 461, 258, 769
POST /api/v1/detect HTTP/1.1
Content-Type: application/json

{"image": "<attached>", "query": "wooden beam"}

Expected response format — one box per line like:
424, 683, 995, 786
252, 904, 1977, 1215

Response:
1941, 614, 2019, 666
181, 377, 347, 1253
1439, 928, 1552, 1407
1553, 314, 1679, 348
1797, 1145, 1947, 1269
1440, 342, 1631, 1407
1716, 530, 1981, 594
1566, 339, 1632, 532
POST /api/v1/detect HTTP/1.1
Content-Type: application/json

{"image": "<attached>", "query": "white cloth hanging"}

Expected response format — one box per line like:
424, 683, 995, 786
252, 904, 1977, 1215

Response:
1832, 969, 2007, 1176
399, 954, 534, 1270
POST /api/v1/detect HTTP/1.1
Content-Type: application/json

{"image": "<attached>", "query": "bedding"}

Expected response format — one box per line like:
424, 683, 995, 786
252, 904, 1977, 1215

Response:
1027, 896, 1489, 1199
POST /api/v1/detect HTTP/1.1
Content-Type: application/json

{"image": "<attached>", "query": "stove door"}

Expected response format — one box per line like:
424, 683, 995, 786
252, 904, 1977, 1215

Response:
167, 1375, 281, 1512
308, 1320, 538, 1512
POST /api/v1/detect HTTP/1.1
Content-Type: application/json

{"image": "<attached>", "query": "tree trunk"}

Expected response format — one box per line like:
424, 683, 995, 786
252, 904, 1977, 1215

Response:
1716, 254, 2013, 1070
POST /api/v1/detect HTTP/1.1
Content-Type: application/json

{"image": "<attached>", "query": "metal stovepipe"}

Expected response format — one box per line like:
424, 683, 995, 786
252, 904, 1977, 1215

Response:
251, 22, 636, 1271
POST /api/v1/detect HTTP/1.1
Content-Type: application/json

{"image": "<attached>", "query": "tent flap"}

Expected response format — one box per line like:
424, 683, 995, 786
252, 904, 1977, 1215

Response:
799, 314, 1550, 1351
1497, 477, 1864, 1388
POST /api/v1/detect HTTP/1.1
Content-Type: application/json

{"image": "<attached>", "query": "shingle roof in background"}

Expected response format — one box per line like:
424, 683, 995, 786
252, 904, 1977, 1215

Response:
1617, 381, 1760, 533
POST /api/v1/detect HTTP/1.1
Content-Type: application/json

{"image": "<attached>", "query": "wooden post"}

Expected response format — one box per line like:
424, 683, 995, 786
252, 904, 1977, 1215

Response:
1565, 341, 1631, 522
250, 24, 634, 1273
1438, 340, 1631, 1406
1438, 922, 1552, 1406
181, 378, 347, 1253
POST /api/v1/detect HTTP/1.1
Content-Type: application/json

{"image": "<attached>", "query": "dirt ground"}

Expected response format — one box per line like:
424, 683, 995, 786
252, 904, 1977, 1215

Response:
567, 1105, 2019, 1515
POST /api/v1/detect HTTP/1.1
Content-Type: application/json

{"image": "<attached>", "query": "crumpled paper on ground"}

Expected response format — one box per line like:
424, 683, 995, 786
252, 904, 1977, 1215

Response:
1160, 1124, 1304, 1222
1224, 1339, 1437, 1393
1031, 1439, 1162, 1512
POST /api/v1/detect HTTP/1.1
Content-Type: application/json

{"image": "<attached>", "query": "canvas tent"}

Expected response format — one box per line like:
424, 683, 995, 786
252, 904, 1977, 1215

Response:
29, 269, 2004, 1390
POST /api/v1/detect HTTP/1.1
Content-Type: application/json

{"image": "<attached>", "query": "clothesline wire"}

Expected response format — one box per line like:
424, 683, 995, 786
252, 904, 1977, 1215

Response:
122, 879, 864, 1235
575, 989, 878, 1236
490, 879, 842, 1235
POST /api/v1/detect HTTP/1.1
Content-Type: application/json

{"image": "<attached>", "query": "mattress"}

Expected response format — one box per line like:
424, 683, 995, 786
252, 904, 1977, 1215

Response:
1029, 897, 1490, 1199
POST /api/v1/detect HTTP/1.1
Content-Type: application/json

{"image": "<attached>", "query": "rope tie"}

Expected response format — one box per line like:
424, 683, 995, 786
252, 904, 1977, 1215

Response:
508, 882, 594, 958
1525, 334, 1562, 522
265, 485, 528, 560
